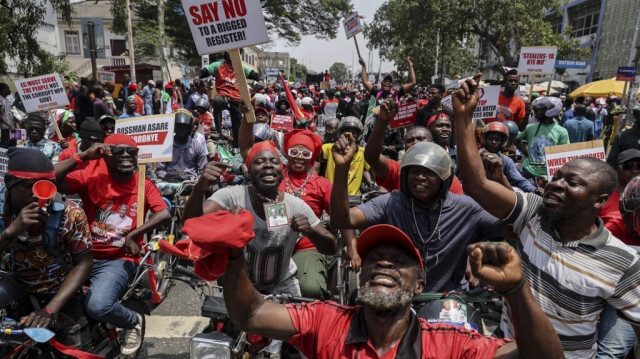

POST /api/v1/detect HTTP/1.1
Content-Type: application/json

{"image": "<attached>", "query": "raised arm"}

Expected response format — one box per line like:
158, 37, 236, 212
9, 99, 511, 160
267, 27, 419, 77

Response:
359, 58, 373, 93
468, 242, 564, 359
363, 99, 398, 179
453, 74, 516, 220
329, 134, 368, 229
182, 161, 230, 221
220, 248, 297, 340
54, 143, 110, 194
401, 57, 416, 94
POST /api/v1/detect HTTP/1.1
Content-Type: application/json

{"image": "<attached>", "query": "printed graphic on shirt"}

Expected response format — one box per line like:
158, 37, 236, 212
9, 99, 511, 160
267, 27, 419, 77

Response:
530, 135, 554, 164
91, 202, 136, 248
495, 104, 514, 122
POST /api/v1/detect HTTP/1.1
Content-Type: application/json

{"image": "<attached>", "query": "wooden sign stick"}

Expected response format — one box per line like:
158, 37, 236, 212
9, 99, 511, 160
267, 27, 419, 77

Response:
229, 49, 256, 123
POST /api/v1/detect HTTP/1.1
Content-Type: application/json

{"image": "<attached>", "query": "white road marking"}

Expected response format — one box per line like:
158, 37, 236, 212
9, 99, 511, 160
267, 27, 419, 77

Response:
145, 315, 209, 338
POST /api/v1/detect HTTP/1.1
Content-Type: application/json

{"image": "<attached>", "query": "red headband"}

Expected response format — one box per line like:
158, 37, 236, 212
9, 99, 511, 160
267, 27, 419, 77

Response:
427, 112, 450, 128
245, 140, 279, 167
8, 170, 55, 180
105, 134, 138, 148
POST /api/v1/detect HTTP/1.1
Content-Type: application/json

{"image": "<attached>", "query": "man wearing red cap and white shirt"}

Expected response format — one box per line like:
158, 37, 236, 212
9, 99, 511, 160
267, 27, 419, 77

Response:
54, 134, 170, 355
219, 222, 564, 358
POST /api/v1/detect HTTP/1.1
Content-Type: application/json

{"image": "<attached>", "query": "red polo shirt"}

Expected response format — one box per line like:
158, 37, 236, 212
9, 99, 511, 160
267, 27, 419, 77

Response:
375, 159, 464, 195
287, 301, 506, 358
600, 190, 638, 245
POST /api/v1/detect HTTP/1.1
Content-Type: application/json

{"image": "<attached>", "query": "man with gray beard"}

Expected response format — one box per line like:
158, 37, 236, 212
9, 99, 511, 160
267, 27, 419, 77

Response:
220, 221, 564, 358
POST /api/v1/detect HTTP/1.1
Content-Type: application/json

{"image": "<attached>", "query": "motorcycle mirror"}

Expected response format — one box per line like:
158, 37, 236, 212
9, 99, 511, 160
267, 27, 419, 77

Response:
24, 327, 55, 343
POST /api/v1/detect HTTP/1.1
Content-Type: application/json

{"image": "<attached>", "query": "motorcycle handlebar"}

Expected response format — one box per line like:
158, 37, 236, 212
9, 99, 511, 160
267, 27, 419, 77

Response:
175, 265, 199, 280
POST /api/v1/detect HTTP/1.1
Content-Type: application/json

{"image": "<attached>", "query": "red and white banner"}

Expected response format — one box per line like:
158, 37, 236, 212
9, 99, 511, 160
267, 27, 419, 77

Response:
390, 103, 419, 128
115, 114, 175, 163
182, 0, 269, 55
271, 114, 294, 131
343, 12, 362, 39
517, 46, 557, 74
14, 73, 69, 113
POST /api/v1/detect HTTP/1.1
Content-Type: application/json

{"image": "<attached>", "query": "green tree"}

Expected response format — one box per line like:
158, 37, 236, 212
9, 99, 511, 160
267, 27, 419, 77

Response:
365, 0, 588, 83
0, 0, 74, 77
289, 57, 307, 82
329, 62, 349, 83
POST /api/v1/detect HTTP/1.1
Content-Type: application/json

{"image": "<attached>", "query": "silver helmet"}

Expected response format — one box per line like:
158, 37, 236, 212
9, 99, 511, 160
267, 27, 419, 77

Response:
399, 141, 453, 198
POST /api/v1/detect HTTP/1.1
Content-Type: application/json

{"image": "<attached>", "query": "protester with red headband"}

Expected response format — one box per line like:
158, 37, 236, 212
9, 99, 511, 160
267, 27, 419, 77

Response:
0, 148, 93, 349
184, 129, 336, 298
219, 221, 564, 358
485, 68, 527, 131
54, 134, 170, 355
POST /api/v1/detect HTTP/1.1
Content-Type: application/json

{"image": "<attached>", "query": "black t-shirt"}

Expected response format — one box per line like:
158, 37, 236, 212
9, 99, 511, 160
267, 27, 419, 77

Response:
606, 128, 640, 167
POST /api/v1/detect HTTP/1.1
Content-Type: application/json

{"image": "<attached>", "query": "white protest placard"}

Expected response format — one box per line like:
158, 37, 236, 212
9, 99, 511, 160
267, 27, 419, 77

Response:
14, 73, 69, 113
98, 71, 116, 84
0, 148, 7, 184
517, 46, 557, 74
441, 95, 452, 111
472, 85, 500, 120
343, 12, 362, 39
114, 114, 175, 163
544, 141, 605, 178
182, 0, 269, 55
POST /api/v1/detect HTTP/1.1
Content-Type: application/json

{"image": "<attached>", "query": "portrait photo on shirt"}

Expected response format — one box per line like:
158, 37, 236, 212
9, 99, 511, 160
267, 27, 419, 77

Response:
93, 201, 135, 247
264, 202, 289, 229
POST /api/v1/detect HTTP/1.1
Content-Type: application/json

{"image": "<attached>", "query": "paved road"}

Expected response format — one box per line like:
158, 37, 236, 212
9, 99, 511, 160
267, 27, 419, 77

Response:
139, 277, 213, 358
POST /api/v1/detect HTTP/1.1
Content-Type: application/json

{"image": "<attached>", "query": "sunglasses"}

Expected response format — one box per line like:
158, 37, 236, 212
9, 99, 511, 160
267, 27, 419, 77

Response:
103, 125, 115, 131
111, 146, 139, 157
621, 162, 640, 171
287, 148, 313, 160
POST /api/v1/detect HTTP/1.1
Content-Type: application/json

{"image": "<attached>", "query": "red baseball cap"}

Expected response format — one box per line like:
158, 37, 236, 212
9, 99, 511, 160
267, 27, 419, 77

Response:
357, 224, 424, 272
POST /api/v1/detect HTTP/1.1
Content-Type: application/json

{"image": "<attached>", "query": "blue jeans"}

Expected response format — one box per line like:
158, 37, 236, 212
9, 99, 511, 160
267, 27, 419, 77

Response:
84, 259, 137, 329
144, 103, 153, 116
596, 304, 636, 358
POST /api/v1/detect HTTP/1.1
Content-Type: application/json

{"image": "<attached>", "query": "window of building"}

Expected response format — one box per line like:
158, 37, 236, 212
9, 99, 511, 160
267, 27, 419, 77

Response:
65, 31, 81, 54
548, 16, 563, 35
110, 39, 127, 56
568, 0, 600, 38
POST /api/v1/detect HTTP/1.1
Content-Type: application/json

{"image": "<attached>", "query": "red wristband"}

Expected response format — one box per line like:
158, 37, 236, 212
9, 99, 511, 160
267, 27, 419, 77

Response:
43, 307, 52, 314
73, 153, 83, 165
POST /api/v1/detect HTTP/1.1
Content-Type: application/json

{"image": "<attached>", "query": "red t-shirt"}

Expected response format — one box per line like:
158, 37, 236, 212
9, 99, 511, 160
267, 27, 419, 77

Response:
134, 95, 144, 115
320, 99, 339, 111
51, 135, 78, 150
199, 112, 214, 134
279, 172, 332, 251
485, 94, 526, 125
58, 143, 90, 170
65, 169, 168, 261
375, 159, 464, 195
418, 99, 430, 108
287, 301, 506, 358
214, 62, 245, 100
600, 190, 638, 245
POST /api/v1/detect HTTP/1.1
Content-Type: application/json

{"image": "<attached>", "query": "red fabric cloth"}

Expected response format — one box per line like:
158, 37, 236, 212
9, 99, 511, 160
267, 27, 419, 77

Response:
485, 94, 526, 125
245, 140, 279, 167
418, 99, 430, 108
286, 301, 506, 359
214, 62, 242, 100
133, 95, 144, 115
600, 190, 638, 245
280, 74, 304, 121
127, 84, 138, 91
278, 172, 332, 251
375, 159, 464, 195
284, 130, 323, 167
59, 144, 90, 170
159, 210, 255, 281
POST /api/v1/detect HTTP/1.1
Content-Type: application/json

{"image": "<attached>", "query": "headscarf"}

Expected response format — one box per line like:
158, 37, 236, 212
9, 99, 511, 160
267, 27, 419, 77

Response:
4, 148, 55, 191
284, 129, 322, 166
86, 134, 138, 208
127, 83, 138, 92
245, 140, 279, 168
158, 209, 255, 281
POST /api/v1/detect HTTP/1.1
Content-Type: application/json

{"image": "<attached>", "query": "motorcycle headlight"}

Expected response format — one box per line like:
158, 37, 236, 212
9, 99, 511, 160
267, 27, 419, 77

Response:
190, 332, 234, 359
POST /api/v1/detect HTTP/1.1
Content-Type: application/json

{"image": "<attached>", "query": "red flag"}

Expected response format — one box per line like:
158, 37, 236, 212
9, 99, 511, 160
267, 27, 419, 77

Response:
279, 73, 305, 120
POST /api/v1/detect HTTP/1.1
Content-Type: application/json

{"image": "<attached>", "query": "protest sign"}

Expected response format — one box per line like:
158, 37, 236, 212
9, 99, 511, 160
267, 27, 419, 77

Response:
390, 103, 419, 129
517, 47, 557, 74
182, 0, 269, 55
201, 55, 210, 68
98, 71, 116, 84
14, 73, 69, 113
114, 114, 175, 163
544, 141, 605, 178
616, 66, 637, 82
343, 12, 362, 39
0, 148, 7, 184
271, 114, 294, 131
472, 86, 500, 120
441, 95, 452, 111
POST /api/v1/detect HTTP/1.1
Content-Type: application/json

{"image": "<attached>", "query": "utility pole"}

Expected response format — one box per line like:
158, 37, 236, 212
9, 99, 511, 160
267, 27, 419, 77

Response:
88, 22, 98, 81
434, 30, 440, 83
126, 0, 136, 83
158, 0, 168, 83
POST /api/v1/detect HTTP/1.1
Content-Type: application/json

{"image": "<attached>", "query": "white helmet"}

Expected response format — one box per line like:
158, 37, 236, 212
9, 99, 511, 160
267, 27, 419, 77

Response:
301, 97, 313, 106
253, 93, 267, 107
532, 96, 562, 118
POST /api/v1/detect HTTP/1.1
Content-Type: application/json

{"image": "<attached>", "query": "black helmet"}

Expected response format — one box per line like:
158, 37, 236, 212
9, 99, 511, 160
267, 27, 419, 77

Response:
503, 120, 519, 144
175, 110, 194, 126
339, 116, 363, 135
0, 272, 24, 318
195, 97, 209, 110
